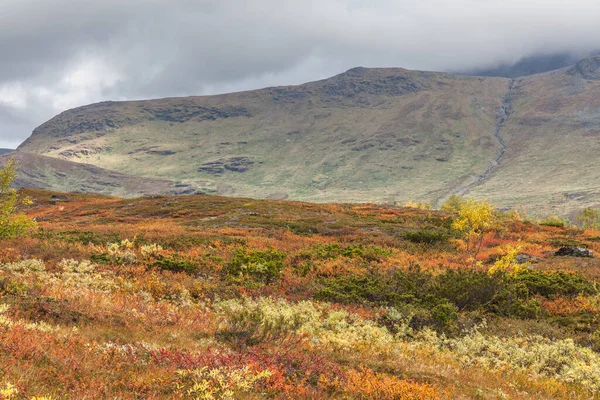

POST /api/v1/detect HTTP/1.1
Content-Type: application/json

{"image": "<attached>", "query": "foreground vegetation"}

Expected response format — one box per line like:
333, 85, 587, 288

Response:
2, 183, 600, 398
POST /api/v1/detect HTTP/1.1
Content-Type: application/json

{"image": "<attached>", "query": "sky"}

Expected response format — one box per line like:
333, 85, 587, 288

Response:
1, 0, 600, 148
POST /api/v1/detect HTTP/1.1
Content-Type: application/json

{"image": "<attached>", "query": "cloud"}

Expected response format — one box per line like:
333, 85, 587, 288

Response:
1, 0, 600, 147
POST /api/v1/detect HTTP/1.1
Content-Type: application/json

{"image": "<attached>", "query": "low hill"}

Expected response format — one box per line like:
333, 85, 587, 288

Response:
0, 151, 201, 197
0, 148, 13, 155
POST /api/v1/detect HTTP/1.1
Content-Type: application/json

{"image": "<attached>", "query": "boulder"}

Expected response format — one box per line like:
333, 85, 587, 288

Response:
515, 253, 539, 264
555, 247, 594, 258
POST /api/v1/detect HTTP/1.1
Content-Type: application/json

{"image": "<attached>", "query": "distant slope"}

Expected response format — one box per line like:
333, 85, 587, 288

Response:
0, 151, 201, 197
0, 149, 13, 155
18, 67, 508, 204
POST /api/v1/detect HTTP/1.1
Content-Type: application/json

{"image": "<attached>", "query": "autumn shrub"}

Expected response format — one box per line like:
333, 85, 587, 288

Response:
577, 207, 600, 230
450, 199, 496, 265
0, 159, 36, 239
1, 259, 46, 273
441, 326, 600, 392
330, 366, 449, 400
224, 248, 286, 284
214, 297, 394, 353
175, 366, 272, 400
440, 194, 467, 214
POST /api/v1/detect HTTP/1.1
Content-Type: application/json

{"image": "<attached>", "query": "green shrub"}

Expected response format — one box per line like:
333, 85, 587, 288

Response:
577, 207, 600, 230
539, 215, 567, 227
313, 243, 391, 261
90, 253, 111, 264
512, 269, 597, 298
548, 238, 588, 248
225, 248, 286, 283
153, 254, 198, 273
404, 229, 449, 245
316, 266, 549, 322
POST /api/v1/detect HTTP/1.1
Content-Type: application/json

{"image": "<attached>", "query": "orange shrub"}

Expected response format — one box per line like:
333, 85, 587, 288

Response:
322, 366, 451, 400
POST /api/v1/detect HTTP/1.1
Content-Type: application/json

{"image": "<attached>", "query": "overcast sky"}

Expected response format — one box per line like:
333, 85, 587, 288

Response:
1, 0, 599, 148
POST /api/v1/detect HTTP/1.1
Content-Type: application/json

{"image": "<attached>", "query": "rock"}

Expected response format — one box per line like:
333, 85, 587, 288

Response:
555, 247, 594, 258
50, 194, 69, 203
198, 156, 254, 175
568, 56, 600, 80
515, 253, 539, 264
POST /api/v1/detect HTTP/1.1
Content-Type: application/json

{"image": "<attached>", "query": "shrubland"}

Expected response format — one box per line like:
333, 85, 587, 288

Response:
1, 189, 600, 398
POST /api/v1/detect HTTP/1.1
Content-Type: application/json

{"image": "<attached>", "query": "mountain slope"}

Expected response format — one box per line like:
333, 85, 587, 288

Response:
468, 57, 600, 216
17, 56, 600, 215
0, 151, 200, 197
18, 67, 509, 204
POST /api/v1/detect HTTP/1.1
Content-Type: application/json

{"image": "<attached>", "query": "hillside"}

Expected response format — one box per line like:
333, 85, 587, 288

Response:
17, 67, 509, 205
0, 148, 13, 155
15, 56, 600, 215
2, 190, 600, 398
0, 151, 200, 197
468, 57, 600, 217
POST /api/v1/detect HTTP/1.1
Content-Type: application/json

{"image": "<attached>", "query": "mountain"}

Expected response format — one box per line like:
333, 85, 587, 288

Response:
0, 151, 200, 197
15, 56, 600, 215
17, 67, 509, 204
0, 148, 13, 155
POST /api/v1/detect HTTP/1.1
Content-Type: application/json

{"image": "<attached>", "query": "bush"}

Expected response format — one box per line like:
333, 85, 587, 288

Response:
512, 269, 597, 298
152, 254, 198, 273
577, 207, 600, 230
404, 229, 449, 245
316, 266, 571, 322
539, 215, 566, 227
225, 248, 286, 283
313, 243, 391, 261
0, 158, 36, 239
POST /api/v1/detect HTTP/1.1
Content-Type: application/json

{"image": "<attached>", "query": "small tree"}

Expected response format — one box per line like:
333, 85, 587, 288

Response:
0, 159, 36, 238
577, 207, 600, 230
441, 194, 467, 214
451, 199, 495, 266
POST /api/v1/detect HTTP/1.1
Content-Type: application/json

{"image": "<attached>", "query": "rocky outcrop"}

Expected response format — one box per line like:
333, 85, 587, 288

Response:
555, 247, 594, 258
568, 56, 600, 80
198, 157, 255, 175
515, 253, 540, 264
142, 104, 251, 123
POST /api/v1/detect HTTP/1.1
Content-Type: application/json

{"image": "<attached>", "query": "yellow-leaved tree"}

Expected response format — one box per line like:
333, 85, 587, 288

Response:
0, 158, 36, 238
451, 198, 495, 266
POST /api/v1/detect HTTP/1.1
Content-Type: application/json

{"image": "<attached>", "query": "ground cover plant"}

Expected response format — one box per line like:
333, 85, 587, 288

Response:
1, 186, 600, 398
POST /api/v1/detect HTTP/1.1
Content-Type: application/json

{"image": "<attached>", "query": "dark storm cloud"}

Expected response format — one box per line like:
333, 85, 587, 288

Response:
1, 0, 600, 147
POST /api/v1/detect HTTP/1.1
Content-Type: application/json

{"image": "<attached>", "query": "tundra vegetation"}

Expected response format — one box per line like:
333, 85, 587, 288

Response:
1, 162, 600, 398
